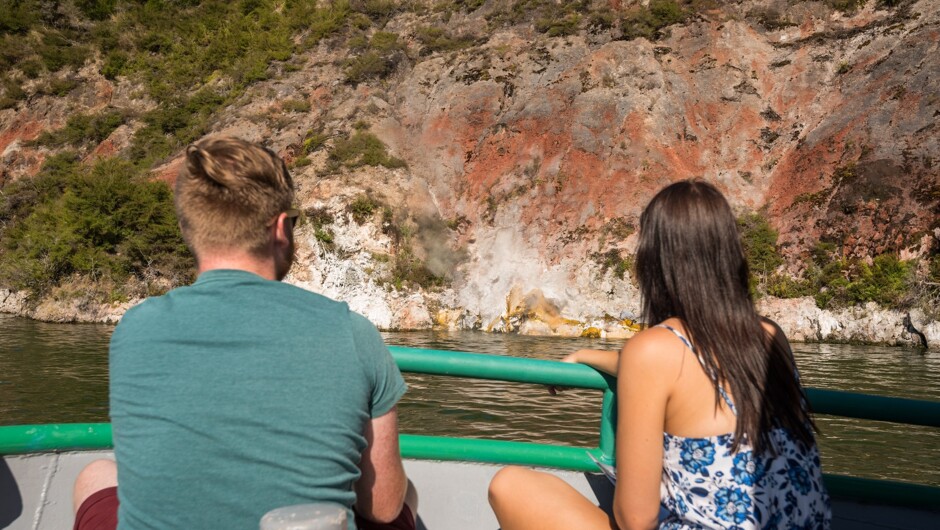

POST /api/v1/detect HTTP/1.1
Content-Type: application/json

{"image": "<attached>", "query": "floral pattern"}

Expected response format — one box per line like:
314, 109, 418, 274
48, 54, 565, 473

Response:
680, 438, 717, 474
661, 429, 831, 529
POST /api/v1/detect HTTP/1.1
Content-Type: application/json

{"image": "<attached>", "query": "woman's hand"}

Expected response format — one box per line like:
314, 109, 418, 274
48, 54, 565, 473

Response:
548, 349, 620, 394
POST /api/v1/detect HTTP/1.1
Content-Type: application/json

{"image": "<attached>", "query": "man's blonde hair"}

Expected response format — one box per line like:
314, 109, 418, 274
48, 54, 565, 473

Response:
175, 137, 294, 258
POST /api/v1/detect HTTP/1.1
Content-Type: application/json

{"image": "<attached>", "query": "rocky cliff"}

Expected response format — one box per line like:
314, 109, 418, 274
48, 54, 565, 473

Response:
1, 0, 938, 347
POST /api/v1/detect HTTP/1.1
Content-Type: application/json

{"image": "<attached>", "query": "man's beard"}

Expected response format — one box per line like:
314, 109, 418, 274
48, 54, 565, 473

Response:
275, 236, 295, 281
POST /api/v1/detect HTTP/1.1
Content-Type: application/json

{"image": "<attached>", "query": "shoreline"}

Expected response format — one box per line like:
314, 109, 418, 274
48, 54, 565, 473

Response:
2, 287, 937, 350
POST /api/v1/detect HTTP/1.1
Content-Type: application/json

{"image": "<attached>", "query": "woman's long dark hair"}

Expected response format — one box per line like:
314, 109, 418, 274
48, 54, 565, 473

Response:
635, 180, 815, 454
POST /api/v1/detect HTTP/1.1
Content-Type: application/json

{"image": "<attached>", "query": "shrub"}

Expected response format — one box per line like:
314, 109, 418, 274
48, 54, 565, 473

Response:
536, 12, 581, 37
350, 0, 399, 21
0, 77, 27, 109
0, 156, 193, 295
302, 129, 330, 154
38, 32, 89, 72
344, 31, 406, 83
348, 194, 379, 224
34, 111, 124, 147
414, 26, 474, 55
101, 51, 129, 80
40, 77, 80, 97
281, 98, 311, 113
328, 132, 406, 171
845, 255, 913, 307
766, 273, 813, 299
389, 245, 446, 290
18, 58, 43, 79
594, 248, 633, 280
737, 212, 784, 292
620, 0, 687, 41
0, 1, 38, 35
799, 242, 915, 309
76, 0, 118, 21
825, 0, 867, 12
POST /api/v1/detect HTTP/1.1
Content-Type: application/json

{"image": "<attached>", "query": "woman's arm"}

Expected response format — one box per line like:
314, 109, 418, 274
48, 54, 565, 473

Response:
612, 331, 676, 530
562, 349, 619, 376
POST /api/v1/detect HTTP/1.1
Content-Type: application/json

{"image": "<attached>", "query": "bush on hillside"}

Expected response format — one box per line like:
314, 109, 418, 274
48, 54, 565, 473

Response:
34, 111, 125, 147
0, 155, 193, 297
344, 31, 406, 83
328, 132, 406, 171
621, 0, 688, 41
737, 212, 784, 292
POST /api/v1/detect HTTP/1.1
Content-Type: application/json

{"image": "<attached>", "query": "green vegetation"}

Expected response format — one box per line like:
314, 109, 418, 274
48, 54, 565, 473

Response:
735, 213, 926, 311
0, 154, 193, 298
800, 244, 915, 309
737, 212, 784, 292
414, 26, 475, 55
825, 0, 867, 12
332, 197, 449, 290
304, 207, 336, 250
34, 110, 125, 148
487, 0, 589, 36
594, 248, 633, 280
302, 128, 330, 155
0, 0, 359, 170
328, 132, 406, 172
281, 98, 311, 113
0, 76, 26, 109
620, 0, 689, 41
39, 77, 81, 97
344, 30, 406, 83
348, 194, 380, 224
482, 0, 709, 41
535, 10, 582, 38
380, 207, 449, 290
389, 245, 447, 290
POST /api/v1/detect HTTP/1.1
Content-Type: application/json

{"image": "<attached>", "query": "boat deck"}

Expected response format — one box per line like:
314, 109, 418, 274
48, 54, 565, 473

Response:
3, 451, 937, 529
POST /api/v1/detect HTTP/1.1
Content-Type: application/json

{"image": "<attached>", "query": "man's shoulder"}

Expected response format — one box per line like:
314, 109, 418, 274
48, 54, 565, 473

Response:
274, 280, 349, 308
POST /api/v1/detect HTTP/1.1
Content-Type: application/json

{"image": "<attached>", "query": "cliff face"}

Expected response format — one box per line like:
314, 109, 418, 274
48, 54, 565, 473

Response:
1, 1, 938, 344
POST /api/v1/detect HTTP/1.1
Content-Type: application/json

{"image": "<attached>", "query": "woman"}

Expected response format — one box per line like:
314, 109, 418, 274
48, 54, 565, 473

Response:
488, 180, 830, 529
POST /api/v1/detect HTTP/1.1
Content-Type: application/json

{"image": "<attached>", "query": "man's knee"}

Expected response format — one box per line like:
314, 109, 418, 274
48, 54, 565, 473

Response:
74, 459, 118, 514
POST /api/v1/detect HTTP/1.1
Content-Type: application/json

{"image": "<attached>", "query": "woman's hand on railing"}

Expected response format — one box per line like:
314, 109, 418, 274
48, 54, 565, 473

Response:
548, 349, 619, 394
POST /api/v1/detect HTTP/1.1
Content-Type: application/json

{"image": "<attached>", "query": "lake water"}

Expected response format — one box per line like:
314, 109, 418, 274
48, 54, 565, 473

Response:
0, 313, 937, 486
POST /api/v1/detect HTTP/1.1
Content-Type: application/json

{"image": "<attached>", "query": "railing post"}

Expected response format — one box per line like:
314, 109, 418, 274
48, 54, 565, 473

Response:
598, 389, 617, 463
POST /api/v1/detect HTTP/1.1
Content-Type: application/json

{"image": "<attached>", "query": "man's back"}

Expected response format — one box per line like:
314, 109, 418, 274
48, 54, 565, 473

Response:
110, 269, 406, 529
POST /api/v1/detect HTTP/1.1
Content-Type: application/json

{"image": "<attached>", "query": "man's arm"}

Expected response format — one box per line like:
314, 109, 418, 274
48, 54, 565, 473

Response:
354, 406, 408, 523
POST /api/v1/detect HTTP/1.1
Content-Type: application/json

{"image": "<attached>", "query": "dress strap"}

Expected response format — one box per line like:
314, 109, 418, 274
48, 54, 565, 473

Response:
655, 324, 737, 415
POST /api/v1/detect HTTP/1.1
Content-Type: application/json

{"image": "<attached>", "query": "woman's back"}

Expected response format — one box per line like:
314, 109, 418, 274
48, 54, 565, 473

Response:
650, 320, 831, 529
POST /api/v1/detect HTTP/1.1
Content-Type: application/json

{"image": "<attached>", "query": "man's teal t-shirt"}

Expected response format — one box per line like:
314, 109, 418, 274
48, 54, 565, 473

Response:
109, 270, 406, 530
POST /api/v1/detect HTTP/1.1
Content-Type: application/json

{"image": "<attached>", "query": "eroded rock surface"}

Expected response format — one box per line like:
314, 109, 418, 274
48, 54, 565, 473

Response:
1, 1, 937, 345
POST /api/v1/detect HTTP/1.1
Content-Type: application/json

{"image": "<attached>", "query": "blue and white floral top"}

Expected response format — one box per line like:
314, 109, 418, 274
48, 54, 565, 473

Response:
656, 325, 831, 530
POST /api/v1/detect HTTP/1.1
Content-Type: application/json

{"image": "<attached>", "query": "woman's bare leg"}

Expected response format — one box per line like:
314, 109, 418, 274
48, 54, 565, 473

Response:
488, 466, 616, 530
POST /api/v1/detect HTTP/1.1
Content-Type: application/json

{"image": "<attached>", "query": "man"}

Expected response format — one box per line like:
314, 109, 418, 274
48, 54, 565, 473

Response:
73, 137, 416, 530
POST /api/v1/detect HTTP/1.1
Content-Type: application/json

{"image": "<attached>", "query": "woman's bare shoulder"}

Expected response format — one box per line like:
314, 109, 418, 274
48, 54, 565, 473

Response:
619, 321, 688, 374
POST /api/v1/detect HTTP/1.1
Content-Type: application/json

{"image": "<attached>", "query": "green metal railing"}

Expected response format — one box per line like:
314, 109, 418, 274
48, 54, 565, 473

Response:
2, 346, 939, 510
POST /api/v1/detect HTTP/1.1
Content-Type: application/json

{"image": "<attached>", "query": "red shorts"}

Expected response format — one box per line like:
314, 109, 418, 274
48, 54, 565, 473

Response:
73, 486, 118, 530
354, 504, 416, 530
